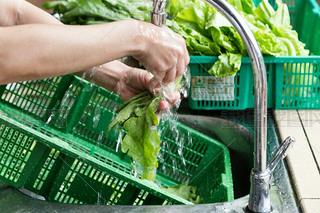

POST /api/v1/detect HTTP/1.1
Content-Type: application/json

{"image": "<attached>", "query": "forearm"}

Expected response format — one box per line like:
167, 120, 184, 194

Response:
0, 0, 61, 26
18, 0, 61, 25
0, 20, 142, 84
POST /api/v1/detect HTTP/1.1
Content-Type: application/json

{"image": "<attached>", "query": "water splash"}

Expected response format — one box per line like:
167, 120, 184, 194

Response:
45, 100, 60, 126
92, 107, 101, 129
115, 129, 123, 152
96, 192, 102, 205
45, 84, 74, 127
156, 67, 191, 180
177, 135, 186, 167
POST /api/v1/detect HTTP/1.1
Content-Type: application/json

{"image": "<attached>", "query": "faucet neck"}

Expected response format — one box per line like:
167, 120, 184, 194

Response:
202, 0, 268, 212
151, 0, 167, 26
153, 0, 167, 13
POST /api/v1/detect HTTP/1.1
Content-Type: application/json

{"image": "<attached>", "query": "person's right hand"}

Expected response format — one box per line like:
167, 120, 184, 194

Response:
131, 21, 189, 86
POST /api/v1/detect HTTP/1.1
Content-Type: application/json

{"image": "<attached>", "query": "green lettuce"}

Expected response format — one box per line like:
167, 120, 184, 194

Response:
108, 91, 162, 181
108, 77, 184, 181
208, 53, 242, 77
43, 0, 152, 24
162, 181, 200, 204
254, 0, 309, 56
167, 0, 309, 77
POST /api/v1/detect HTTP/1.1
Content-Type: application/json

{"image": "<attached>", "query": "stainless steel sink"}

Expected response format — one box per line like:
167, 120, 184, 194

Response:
0, 109, 299, 213
177, 114, 253, 199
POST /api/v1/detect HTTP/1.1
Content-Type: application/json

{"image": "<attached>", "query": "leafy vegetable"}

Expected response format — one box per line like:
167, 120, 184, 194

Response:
162, 181, 200, 204
43, 0, 152, 24
108, 91, 162, 181
167, 0, 309, 77
208, 53, 242, 77
108, 76, 184, 181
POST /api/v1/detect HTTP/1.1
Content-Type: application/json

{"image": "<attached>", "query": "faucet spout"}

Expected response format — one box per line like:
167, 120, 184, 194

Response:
151, 0, 167, 26
201, 0, 268, 173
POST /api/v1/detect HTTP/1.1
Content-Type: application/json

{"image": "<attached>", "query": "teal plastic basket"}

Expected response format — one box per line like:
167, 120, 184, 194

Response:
189, 0, 320, 110
189, 56, 320, 110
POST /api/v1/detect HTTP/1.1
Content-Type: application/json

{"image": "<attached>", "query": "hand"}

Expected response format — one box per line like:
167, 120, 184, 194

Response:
113, 61, 182, 112
131, 22, 190, 85
80, 61, 181, 110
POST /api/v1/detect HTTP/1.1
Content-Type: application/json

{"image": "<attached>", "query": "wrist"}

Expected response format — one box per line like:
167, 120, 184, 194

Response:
126, 19, 148, 59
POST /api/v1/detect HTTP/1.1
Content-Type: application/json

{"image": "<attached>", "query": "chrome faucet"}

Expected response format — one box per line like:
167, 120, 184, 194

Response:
198, 1, 296, 212
151, 0, 167, 26
151, 0, 295, 212
152, 0, 296, 212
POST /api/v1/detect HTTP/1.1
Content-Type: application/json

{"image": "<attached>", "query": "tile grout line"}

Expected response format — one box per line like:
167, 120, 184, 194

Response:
274, 110, 320, 205
297, 110, 320, 174
300, 198, 320, 200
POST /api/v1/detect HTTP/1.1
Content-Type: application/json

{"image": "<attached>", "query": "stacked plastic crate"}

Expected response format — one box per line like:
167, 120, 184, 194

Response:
189, 0, 320, 110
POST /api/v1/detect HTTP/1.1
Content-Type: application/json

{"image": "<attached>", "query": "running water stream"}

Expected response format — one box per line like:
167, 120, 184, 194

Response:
155, 68, 191, 183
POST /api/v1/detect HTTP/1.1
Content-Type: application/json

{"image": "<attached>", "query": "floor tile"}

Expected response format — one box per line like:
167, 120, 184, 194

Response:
300, 199, 320, 213
276, 119, 320, 199
274, 110, 300, 121
302, 120, 320, 172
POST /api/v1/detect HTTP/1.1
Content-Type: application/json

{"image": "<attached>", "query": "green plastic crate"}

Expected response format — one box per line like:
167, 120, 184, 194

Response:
189, 56, 254, 110
189, 56, 320, 109
0, 75, 233, 205
189, 0, 320, 110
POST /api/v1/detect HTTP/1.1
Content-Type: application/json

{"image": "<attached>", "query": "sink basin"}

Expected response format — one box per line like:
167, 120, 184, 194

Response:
0, 108, 299, 212
177, 114, 253, 199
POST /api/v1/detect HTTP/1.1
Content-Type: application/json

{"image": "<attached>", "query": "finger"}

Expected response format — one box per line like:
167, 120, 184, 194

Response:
138, 69, 154, 86
148, 77, 163, 95
162, 65, 176, 85
158, 100, 169, 111
158, 92, 181, 111
175, 57, 186, 80
184, 49, 190, 67
166, 92, 181, 105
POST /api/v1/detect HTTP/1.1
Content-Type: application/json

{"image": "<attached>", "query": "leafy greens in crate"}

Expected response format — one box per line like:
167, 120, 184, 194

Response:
167, 0, 309, 77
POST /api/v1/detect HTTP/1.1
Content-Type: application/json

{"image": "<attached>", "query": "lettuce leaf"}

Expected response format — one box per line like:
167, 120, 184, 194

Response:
208, 53, 242, 77
108, 77, 184, 181
44, 0, 152, 24
253, 0, 309, 56
121, 97, 161, 181
108, 91, 161, 181
167, 0, 309, 77
162, 181, 200, 204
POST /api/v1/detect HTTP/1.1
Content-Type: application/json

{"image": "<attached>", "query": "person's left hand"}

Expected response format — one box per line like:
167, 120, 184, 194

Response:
80, 60, 181, 111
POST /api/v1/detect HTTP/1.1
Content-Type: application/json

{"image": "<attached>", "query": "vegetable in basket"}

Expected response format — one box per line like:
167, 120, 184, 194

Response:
166, 0, 309, 77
